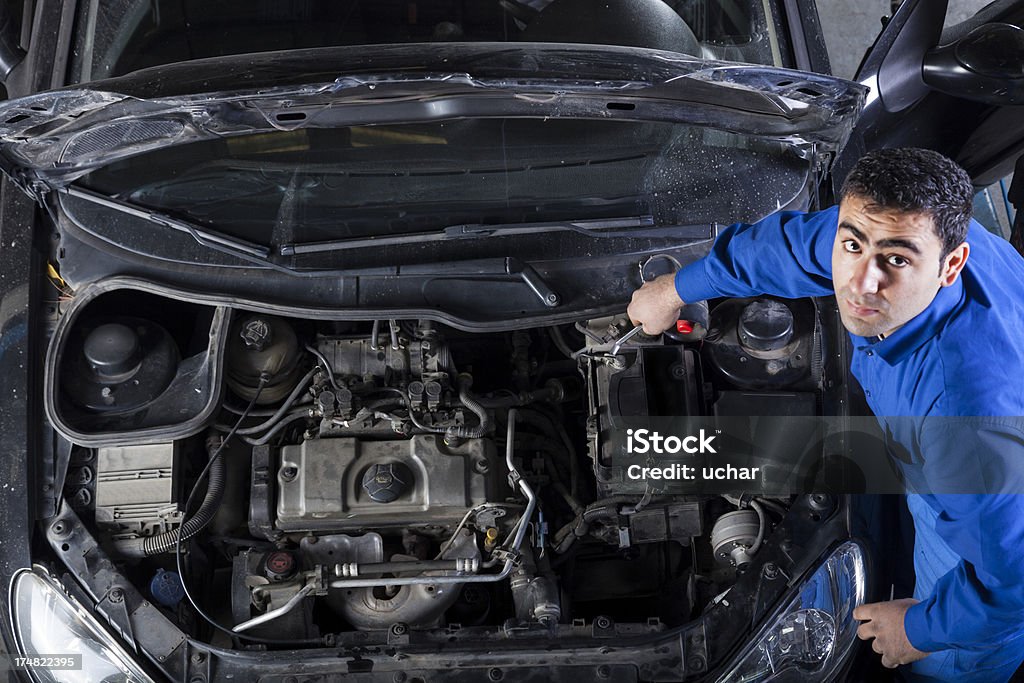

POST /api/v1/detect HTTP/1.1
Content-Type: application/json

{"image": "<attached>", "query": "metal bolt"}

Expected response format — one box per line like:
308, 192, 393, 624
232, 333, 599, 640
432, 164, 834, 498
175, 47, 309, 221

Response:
546, 293, 560, 305
688, 655, 706, 672
393, 674, 407, 683
488, 668, 504, 681
281, 466, 298, 482
595, 615, 612, 629
808, 493, 832, 512
762, 563, 779, 580
109, 588, 124, 603
189, 676, 205, 683
597, 665, 611, 678
391, 623, 408, 636
50, 521, 66, 535
191, 652, 206, 665
474, 459, 490, 474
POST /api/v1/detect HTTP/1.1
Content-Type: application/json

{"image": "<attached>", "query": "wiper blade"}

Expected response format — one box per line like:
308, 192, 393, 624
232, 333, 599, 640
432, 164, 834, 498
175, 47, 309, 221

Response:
63, 185, 274, 263
278, 215, 681, 256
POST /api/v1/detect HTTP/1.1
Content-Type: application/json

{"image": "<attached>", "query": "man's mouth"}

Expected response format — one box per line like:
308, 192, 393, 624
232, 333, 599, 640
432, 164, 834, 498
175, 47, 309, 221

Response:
845, 299, 881, 317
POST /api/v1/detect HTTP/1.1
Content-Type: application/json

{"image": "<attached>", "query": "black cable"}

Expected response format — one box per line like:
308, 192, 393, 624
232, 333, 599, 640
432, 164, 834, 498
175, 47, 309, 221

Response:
305, 344, 342, 393
175, 377, 322, 647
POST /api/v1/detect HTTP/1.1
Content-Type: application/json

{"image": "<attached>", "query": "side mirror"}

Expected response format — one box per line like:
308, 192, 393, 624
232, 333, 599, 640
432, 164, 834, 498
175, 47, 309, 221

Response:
923, 23, 1024, 104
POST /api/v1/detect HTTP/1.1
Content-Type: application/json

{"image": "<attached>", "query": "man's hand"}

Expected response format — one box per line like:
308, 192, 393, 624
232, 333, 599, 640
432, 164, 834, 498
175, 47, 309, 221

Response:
627, 273, 684, 335
854, 599, 929, 669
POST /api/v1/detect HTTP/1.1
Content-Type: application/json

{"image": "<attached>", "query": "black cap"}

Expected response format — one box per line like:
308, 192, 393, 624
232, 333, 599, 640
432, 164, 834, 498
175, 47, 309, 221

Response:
361, 462, 413, 503
84, 323, 141, 380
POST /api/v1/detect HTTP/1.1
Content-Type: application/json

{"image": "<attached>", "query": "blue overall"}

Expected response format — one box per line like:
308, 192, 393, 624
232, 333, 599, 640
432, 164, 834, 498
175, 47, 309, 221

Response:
674, 206, 1024, 681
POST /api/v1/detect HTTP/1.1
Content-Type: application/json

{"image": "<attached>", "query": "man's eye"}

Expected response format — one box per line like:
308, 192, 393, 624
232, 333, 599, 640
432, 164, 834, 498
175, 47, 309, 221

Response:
842, 240, 860, 253
888, 255, 910, 267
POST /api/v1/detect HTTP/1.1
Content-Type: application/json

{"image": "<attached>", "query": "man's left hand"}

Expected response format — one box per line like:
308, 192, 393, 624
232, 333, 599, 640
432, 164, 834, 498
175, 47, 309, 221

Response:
854, 599, 929, 668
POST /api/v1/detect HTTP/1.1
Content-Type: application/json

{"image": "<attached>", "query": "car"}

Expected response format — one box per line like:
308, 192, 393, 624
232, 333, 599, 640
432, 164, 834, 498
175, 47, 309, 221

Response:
0, 1, 1021, 681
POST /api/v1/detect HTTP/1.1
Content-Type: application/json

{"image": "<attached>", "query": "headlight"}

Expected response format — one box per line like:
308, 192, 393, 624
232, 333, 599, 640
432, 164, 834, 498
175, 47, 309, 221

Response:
717, 541, 866, 683
9, 567, 155, 683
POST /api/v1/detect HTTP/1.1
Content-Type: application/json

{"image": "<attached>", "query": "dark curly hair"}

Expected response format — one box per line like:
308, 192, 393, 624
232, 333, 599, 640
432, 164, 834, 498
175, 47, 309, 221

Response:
840, 148, 973, 260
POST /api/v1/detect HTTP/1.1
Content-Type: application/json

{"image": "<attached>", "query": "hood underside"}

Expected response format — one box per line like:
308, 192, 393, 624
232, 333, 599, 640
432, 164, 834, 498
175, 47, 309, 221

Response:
0, 43, 865, 198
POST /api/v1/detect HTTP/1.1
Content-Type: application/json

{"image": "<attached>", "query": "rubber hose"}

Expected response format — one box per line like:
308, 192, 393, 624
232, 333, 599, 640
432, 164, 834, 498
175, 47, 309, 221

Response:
446, 375, 492, 439
242, 409, 310, 446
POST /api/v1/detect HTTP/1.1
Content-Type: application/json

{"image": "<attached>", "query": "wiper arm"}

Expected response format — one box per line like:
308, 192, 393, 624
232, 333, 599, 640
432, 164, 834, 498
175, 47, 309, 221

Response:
63, 185, 273, 262
278, 215, 673, 256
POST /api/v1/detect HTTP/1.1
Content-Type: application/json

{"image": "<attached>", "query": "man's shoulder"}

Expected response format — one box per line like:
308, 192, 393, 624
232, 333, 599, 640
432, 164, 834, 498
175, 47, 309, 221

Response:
961, 221, 1024, 297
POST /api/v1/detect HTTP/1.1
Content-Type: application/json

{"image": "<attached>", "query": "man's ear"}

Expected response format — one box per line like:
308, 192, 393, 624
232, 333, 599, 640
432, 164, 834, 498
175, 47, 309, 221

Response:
939, 242, 969, 287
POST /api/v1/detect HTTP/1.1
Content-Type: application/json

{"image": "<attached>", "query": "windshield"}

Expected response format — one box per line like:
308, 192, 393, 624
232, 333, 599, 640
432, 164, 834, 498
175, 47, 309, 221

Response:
69, 0, 789, 83
78, 118, 809, 250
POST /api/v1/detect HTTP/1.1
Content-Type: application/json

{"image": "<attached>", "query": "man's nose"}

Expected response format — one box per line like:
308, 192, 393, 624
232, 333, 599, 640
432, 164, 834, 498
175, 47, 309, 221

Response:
849, 258, 883, 296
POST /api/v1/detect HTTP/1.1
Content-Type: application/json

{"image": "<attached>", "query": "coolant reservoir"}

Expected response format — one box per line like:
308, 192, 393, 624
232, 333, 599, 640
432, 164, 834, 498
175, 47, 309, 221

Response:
225, 314, 303, 404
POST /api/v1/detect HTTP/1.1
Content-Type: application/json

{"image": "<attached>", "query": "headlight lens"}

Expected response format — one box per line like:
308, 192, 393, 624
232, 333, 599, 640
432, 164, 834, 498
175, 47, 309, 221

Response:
10, 568, 155, 683
717, 541, 866, 683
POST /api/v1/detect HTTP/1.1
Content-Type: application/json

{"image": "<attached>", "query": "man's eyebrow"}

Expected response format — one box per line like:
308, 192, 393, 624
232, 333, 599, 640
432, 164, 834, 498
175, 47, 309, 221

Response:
838, 221, 922, 254
839, 222, 867, 242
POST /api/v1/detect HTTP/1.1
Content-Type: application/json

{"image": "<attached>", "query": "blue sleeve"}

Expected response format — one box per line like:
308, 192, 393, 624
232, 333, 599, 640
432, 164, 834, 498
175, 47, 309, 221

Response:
903, 421, 1024, 651
674, 207, 839, 302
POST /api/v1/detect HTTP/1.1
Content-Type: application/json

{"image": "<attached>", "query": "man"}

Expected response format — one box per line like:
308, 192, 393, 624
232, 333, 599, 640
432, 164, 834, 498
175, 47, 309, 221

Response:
627, 148, 1024, 681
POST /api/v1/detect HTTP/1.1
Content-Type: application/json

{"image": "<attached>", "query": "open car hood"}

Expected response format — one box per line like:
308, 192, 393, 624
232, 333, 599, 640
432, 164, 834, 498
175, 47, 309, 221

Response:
0, 43, 865, 199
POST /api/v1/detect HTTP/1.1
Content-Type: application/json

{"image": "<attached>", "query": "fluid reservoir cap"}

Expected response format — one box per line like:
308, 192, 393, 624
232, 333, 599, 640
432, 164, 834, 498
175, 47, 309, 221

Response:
84, 323, 141, 380
149, 569, 185, 608
362, 462, 413, 503
265, 551, 296, 581
739, 300, 794, 352
240, 317, 273, 351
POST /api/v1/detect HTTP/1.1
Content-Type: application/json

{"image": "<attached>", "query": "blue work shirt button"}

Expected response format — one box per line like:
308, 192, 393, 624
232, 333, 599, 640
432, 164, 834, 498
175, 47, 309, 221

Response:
866, 350, 874, 356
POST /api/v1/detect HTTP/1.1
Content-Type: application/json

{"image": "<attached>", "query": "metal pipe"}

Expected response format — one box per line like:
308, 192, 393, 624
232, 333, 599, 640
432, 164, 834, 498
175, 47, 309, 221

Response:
334, 559, 477, 577
389, 319, 401, 350
233, 584, 315, 633
370, 320, 381, 351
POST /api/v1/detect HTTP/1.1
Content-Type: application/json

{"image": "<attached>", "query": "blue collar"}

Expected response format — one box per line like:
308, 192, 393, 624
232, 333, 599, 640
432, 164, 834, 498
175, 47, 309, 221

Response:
851, 277, 966, 365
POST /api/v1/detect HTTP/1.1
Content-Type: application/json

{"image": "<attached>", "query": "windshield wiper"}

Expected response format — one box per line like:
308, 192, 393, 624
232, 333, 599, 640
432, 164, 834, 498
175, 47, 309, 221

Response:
277, 215, 693, 256
63, 185, 277, 266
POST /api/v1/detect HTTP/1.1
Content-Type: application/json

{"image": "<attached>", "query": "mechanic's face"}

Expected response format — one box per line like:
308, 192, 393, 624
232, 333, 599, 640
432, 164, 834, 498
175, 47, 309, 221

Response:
832, 194, 969, 338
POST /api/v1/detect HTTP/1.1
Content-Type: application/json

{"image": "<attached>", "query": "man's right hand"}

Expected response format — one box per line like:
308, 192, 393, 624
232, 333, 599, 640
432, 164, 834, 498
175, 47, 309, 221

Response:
627, 272, 684, 335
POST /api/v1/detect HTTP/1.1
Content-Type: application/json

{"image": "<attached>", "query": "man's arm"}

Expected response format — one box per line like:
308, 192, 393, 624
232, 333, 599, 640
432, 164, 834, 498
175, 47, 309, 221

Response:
629, 208, 839, 333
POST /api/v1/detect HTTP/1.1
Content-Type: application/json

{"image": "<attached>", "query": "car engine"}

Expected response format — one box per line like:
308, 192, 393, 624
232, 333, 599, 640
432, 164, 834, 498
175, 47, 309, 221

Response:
53, 289, 829, 643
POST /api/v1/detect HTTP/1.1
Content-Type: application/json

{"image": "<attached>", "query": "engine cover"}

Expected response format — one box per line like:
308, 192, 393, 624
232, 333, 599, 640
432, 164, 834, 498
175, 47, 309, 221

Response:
275, 435, 501, 533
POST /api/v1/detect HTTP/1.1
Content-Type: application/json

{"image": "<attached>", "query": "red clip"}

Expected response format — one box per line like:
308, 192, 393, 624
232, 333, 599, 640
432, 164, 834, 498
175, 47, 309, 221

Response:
676, 320, 694, 334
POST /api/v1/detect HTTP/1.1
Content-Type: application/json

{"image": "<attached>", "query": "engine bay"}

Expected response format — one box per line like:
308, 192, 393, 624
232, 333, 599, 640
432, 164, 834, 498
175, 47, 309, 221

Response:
48, 283, 838, 648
